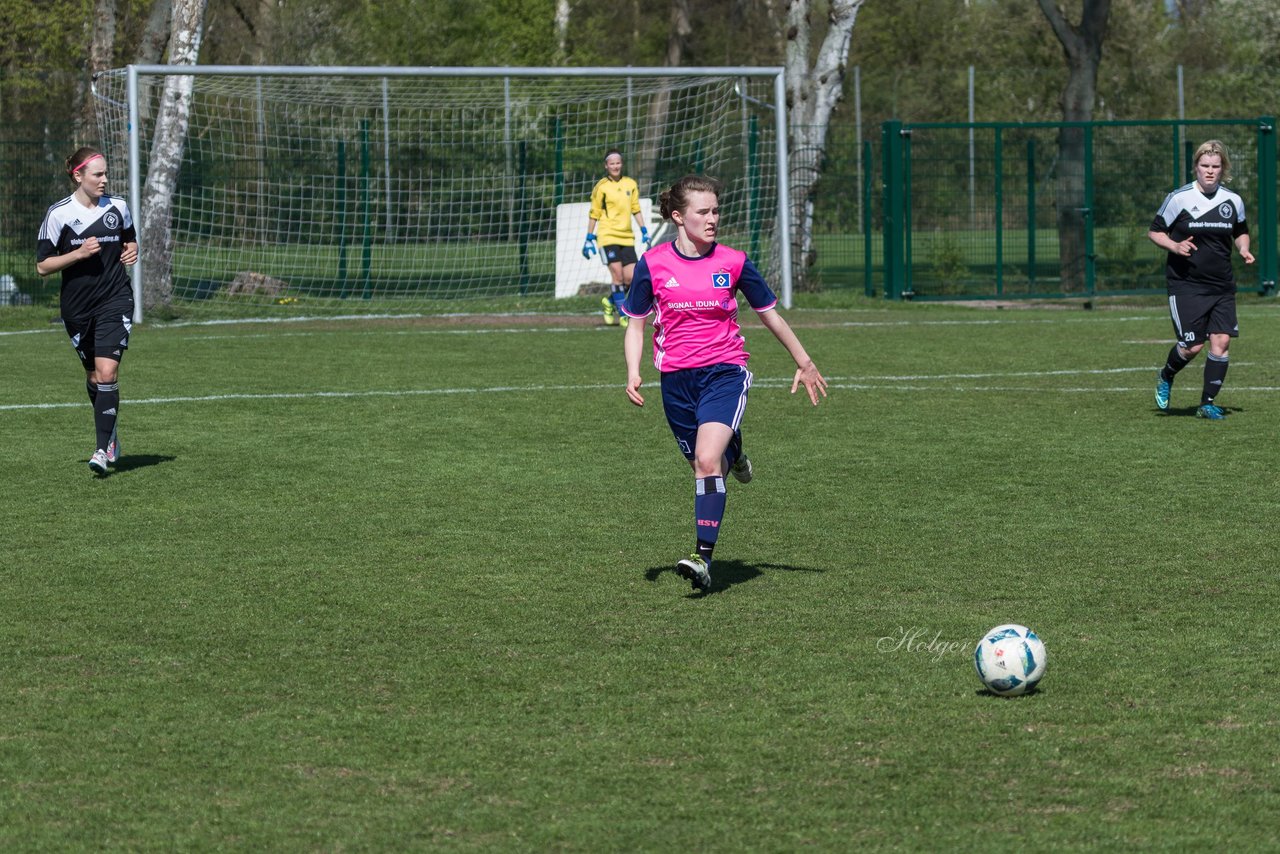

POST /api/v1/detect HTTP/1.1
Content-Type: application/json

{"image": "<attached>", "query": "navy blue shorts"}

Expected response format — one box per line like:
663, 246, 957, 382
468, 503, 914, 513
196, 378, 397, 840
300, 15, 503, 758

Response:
659, 363, 752, 460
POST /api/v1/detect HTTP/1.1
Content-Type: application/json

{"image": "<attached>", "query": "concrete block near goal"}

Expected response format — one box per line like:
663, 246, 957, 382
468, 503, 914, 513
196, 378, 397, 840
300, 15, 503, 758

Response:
555, 199, 656, 299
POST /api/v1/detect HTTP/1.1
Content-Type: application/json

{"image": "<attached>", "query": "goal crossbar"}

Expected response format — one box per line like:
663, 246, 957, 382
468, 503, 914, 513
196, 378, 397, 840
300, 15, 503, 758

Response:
98, 65, 792, 318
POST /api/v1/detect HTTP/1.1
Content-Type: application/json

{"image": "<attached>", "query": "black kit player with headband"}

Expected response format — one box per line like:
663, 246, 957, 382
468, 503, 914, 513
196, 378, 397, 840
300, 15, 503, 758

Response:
1148, 139, 1254, 420
37, 147, 139, 474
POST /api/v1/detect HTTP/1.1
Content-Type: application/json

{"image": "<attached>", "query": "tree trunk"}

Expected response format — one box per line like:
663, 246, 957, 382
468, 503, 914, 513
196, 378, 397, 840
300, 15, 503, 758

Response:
138, 0, 173, 62
1037, 0, 1110, 293
555, 0, 570, 64
785, 0, 864, 291
637, 0, 691, 198
136, 0, 173, 125
139, 0, 207, 311
78, 0, 118, 142
246, 0, 278, 65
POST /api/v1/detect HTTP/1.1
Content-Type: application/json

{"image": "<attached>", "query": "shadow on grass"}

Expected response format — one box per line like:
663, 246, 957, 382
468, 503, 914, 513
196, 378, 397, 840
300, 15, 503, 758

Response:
975, 687, 1043, 700
106, 454, 178, 475
644, 559, 823, 597
1157, 405, 1240, 418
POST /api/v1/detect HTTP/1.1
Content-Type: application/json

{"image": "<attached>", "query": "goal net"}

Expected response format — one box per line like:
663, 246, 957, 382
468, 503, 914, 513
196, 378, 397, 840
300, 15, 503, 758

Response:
92, 67, 785, 313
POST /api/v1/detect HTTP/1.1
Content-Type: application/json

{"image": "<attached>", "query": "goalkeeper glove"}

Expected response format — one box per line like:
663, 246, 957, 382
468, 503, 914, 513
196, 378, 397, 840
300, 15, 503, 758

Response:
640, 226, 651, 249
582, 233, 598, 259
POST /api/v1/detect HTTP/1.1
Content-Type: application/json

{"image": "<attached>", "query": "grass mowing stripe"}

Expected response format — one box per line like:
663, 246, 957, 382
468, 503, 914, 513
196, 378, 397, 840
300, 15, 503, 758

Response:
4, 367, 1277, 412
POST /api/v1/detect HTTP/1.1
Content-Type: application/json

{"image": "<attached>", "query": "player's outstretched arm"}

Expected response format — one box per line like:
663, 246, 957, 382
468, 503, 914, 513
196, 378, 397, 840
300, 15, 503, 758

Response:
623, 314, 648, 407
758, 308, 828, 406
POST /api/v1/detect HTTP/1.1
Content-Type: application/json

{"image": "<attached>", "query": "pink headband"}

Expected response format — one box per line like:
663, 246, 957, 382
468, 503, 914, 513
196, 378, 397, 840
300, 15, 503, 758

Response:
68, 154, 105, 176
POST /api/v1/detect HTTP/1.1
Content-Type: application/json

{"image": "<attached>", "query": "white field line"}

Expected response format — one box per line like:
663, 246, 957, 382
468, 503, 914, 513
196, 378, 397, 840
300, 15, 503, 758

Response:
0, 311, 1177, 341
0, 327, 59, 338
180, 316, 1168, 341
0, 324, 599, 341
0, 385, 620, 411
816, 384, 1280, 392
3, 365, 1277, 413
180, 327, 596, 341
9, 296, 1280, 340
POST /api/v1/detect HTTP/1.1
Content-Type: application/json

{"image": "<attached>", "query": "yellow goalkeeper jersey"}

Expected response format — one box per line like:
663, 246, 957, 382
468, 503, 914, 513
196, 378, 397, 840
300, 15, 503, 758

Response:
589, 176, 641, 246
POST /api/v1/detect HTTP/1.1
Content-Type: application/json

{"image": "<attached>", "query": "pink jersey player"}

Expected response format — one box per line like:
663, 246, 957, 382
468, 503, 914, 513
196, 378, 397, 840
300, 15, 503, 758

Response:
621, 175, 828, 594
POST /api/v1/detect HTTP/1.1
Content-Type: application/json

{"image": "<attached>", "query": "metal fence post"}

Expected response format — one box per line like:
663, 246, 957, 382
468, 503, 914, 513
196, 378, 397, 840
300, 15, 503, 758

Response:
862, 140, 874, 297
994, 127, 1004, 296
1083, 124, 1096, 298
881, 120, 906, 299
904, 127, 914, 298
1258, 116, 1277, 295
1026, 137, 1036, 290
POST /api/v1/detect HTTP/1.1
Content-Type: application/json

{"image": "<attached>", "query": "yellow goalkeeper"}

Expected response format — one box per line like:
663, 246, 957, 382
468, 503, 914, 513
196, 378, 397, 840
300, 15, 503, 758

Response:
583, 148, 651, 326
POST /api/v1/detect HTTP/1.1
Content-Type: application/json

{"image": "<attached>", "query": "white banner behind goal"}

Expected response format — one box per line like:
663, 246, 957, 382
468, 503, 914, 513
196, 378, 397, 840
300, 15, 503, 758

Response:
554, 200, 659, 299
93, 66, 790, 319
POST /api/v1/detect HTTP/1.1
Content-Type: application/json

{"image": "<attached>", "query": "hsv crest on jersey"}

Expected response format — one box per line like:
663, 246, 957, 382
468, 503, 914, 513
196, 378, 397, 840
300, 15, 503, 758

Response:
712, 273, 731, 289
1219, 203, 1233, 218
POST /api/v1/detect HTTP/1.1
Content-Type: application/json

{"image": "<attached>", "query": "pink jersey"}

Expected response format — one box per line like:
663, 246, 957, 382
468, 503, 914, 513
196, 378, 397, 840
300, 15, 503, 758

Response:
621, 242, 778, 372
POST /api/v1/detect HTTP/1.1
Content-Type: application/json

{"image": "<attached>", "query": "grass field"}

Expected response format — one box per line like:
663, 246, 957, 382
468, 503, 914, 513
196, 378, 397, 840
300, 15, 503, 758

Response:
2, 294, 1279, 849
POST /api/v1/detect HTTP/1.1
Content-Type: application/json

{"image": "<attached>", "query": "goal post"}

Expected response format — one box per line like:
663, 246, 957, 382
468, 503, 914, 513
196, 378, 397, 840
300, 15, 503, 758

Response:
92, 66, 792, 319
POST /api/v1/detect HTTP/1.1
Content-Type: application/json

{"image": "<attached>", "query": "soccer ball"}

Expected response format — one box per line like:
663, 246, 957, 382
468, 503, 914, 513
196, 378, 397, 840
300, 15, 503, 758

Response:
973, 624, 1047, 696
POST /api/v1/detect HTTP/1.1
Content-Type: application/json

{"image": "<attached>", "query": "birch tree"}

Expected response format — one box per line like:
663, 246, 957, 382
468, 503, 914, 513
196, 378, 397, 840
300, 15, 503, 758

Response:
555, 0, 570, 62
139, 0, 207, 311
1037, 0, 1111, 292
785, 0, 865, 288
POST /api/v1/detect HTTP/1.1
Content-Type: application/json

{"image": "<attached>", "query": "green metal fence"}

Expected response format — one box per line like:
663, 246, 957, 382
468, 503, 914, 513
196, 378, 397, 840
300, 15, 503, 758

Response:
874, 117, 1278, 300
0, 130, 80, 305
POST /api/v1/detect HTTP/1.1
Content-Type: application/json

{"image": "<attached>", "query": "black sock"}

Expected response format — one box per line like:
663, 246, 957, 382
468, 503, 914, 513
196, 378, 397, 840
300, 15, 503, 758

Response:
86, 378, 97, 405
696, 539, 716, 564
94, 382, 119, 451
1202, 353, 1228, 405
1160, 345, 1191, 382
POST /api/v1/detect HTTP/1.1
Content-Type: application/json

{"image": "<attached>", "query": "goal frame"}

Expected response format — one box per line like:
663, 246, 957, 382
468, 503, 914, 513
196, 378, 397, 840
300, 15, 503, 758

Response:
107, 65, 792, 322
